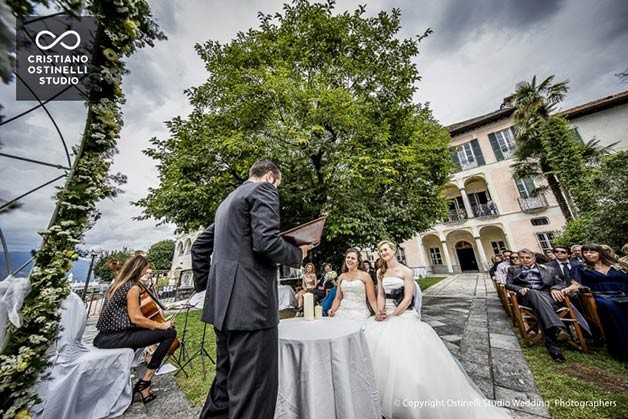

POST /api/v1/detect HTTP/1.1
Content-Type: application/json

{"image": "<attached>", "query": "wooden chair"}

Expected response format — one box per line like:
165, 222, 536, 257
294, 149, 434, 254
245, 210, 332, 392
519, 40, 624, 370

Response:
578, 287, 605, 340
507, 290, 543, 346
507, 290, 588, 353
497, 283, 515, 323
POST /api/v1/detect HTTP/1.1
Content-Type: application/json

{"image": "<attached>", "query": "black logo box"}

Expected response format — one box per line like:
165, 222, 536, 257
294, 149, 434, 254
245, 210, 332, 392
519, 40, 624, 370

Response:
16, 15, 97, 101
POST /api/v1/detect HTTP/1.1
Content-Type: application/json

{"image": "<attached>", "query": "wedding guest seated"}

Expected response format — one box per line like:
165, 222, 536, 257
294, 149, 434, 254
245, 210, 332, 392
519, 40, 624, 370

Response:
572, 244, 628, 361
489, 255, 503, 280
361, 260, 378, 286
547, 245, 575, 285
506, 249, 589, 362
495, 249, 513, 284
570, 245, 585, 264
620, 243, 628, 264
295, 263, 317, 314
93, 255, 177, 403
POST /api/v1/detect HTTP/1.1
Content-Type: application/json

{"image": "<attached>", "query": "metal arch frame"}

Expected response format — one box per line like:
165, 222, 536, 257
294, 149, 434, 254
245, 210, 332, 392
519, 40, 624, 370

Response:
0, 12, 93, 278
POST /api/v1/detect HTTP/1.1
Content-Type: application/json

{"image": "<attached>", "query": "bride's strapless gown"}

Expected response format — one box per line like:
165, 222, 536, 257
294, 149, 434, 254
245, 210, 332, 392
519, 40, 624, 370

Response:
362, 277, 510, 419
334, 279, 372, 322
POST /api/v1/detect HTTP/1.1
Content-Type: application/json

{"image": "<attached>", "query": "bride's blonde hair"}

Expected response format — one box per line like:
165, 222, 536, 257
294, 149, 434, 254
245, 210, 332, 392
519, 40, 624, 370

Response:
377, 240, 397, 281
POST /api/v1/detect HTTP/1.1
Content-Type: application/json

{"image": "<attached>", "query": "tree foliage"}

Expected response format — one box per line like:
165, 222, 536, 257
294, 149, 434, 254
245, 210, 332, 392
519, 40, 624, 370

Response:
512, 75, 596, 220
147, 239, 174, 271
93, 248, 134, 283
556, 151, 628, 250
135, 0, 452, 265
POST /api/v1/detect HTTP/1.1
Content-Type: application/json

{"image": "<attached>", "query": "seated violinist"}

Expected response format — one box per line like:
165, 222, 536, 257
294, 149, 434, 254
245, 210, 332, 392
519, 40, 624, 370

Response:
93, 255, 177, 404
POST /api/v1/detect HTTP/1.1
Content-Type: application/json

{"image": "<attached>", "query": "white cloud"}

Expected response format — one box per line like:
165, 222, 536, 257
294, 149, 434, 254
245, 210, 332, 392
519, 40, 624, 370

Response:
1, 0, 627, 252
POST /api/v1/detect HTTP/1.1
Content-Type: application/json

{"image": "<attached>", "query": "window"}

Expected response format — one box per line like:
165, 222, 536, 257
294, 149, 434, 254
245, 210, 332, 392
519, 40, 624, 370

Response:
515, 177, 536, 199
396, 247, 407, 264
490, 241, 506, 255
494, 127, 516, 157
536, 232, 555, 252
177, 242, 184, 256
530, 217, 549, 226
457, 142, 475, 167
429, 248, 443, 265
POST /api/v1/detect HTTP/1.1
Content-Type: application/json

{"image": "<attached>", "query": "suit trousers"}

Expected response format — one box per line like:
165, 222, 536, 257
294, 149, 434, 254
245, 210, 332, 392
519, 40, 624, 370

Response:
200, 326, 278, 419
519, 289, 565, 352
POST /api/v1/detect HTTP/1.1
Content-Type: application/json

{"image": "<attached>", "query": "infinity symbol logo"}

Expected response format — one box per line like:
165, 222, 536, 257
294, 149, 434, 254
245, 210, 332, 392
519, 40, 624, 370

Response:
35, 30, 81, 50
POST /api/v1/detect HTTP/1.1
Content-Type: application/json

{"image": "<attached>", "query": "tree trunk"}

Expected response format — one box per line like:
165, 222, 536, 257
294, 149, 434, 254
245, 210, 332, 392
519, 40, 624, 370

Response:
546, 173, 574, 221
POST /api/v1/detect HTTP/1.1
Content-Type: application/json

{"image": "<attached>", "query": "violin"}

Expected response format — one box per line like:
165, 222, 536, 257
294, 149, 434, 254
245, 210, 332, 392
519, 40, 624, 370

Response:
138, 282, 180, 355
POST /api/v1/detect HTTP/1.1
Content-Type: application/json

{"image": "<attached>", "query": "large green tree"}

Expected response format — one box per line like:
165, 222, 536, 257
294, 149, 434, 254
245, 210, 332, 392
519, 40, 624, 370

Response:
135, 0, 452, 265
147, 239, 174, 271
556, 151, 628, 250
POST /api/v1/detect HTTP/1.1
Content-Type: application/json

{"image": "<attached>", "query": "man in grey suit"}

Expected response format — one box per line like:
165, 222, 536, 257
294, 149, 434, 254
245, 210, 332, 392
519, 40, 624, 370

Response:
191, 159, 312, 419
506, 248, 572, 362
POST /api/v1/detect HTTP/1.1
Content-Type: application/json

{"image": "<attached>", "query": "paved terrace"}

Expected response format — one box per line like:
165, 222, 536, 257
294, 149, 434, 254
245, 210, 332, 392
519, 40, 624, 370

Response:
83, 273, 549, 418
422, 273, 550, 418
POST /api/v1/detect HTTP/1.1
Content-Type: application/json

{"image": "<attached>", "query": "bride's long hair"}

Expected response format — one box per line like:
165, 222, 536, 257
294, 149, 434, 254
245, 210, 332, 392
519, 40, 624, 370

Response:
377, 240, 398, 281
341, 248, 362, 273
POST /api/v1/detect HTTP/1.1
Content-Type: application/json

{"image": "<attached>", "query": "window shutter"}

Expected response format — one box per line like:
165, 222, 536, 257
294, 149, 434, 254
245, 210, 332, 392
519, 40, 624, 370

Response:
570, 127, 584, 144
450, 147, 461, 172
488, 132, 504, 161
470, 139, 485, 166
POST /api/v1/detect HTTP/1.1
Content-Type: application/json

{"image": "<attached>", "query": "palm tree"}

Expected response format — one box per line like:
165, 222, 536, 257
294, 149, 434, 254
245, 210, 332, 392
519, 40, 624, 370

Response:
512, 75, 575, 221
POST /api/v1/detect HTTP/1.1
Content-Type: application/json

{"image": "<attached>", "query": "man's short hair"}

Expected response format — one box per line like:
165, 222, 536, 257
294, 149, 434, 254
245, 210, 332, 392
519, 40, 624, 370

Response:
517, 248, 536, 257
249, 158, 281, 178
502, 249, 512, 254
571, 245, 581, 251
553, 245, 570, 253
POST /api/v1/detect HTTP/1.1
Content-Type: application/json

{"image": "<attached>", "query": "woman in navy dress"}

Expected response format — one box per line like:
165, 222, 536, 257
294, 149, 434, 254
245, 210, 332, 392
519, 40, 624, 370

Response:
572, 244, 628, 361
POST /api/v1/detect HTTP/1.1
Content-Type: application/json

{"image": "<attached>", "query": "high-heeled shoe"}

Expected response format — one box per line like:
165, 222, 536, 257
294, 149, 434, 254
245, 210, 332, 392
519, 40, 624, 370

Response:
134, 379, 156, 404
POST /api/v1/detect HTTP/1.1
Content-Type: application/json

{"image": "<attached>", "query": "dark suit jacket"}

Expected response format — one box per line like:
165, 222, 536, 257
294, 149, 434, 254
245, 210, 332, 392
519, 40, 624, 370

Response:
191, 181, 302, 331
505, 264, 566, 293
546, 260, 575, 285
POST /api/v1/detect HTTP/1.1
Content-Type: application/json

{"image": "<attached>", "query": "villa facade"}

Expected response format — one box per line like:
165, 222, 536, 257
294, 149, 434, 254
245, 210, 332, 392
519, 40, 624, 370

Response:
400, 89, 628, 274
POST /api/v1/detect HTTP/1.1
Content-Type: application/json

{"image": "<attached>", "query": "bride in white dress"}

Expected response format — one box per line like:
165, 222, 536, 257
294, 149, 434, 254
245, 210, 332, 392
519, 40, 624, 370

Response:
328, 248, 378, 322
365, 240, 511, 419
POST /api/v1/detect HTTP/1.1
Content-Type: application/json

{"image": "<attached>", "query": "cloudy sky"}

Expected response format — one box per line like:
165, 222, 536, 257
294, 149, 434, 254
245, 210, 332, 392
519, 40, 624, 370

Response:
1, 0, 627, 254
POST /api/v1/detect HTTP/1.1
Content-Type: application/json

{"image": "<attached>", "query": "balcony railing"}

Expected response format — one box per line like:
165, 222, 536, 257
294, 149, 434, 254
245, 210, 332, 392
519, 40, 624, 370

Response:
460, 160, 479, 171
501, 149, 514, 160
518, 194, 548, 212
445, 209, 468, 223
471, 203, 499, 218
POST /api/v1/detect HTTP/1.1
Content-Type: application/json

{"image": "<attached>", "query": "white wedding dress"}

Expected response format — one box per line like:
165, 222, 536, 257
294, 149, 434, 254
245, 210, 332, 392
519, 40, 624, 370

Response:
363, 277, 511, 419
334, 279, 371, 322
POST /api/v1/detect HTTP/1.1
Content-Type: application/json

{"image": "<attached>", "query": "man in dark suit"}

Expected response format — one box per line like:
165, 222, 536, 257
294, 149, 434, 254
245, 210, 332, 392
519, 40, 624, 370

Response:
547, 245, 577, 285
506, 248, 572, 362
191, 159, 312, 419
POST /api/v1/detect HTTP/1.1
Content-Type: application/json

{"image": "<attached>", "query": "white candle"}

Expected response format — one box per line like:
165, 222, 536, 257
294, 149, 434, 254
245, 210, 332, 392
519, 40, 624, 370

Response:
303, 293, 314, 320
315, 305, 323, 319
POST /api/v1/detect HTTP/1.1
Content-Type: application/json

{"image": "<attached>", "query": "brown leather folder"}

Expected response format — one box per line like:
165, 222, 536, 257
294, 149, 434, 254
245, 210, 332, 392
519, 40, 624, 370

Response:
280, 217, 326, 246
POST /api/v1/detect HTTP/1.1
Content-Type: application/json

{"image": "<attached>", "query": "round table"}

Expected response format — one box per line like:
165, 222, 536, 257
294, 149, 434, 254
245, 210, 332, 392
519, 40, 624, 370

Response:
274, 318, 381, 419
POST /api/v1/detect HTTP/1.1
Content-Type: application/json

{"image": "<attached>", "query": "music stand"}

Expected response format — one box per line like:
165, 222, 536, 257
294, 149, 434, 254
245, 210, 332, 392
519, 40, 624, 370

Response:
166, 291, 205, 378
174, 291, 215, 380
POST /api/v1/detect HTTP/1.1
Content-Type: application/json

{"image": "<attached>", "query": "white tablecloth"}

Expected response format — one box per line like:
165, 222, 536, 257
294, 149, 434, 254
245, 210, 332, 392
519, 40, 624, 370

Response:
275, 318, 381, 419
278, 285, 296, 310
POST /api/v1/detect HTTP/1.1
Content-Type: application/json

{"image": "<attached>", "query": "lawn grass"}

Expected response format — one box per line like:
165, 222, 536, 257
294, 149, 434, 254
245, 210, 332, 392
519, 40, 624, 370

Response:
174, 277, 446, 406
517, 332, 628, 418
417, 276, 445, 291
